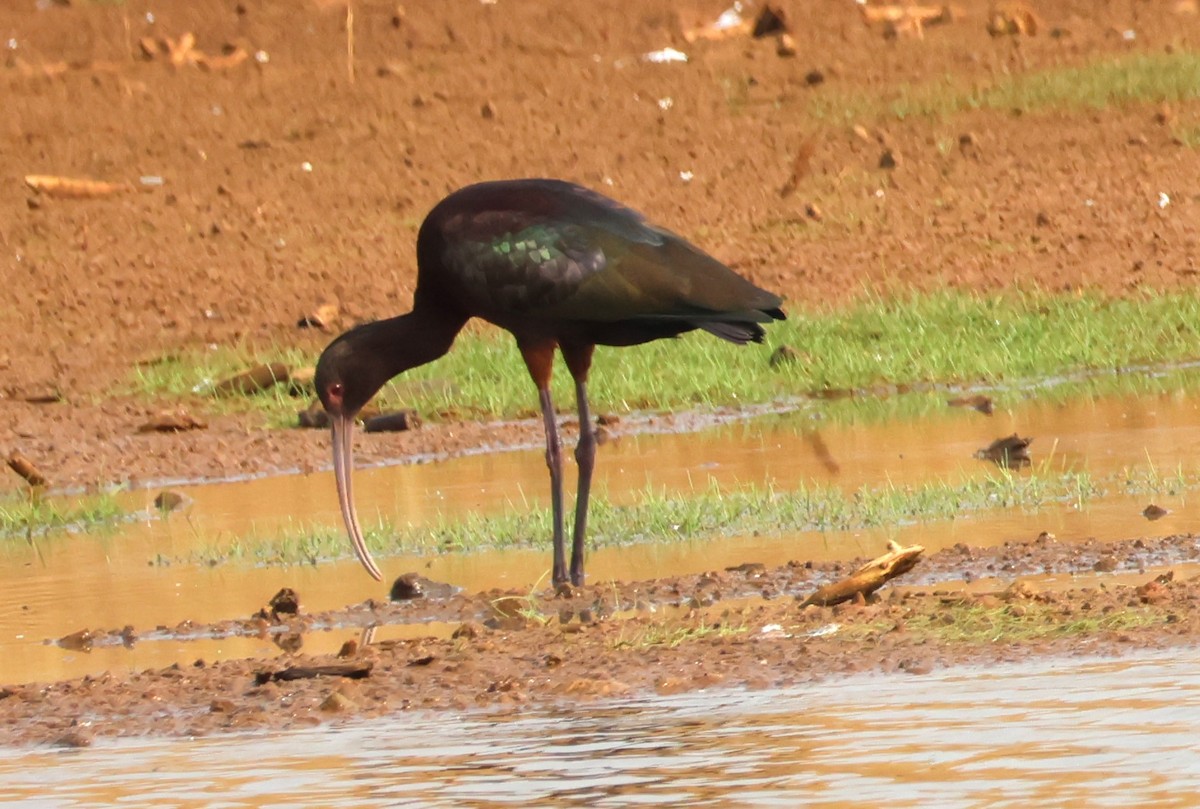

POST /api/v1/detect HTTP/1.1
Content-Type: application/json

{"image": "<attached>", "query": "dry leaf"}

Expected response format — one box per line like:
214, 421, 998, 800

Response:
860, 3, 953, 38
987, 2, 1040, 35
165, 32, 198, 67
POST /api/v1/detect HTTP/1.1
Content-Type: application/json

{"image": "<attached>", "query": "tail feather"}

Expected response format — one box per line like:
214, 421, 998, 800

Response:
695, 306, 786, 345
699, 321, 766, 344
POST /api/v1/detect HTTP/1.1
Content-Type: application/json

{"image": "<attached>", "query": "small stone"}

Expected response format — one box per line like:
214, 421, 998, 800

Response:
297, 399, 330, 429
154, 490, 187, 512
54, 729, 94, 748
752, 4, 788, 37
725, 561, 767, 577
1142, 504, 1169, 521
390, 573, 426, 600
974, 434, 1032, 469
138, 409, 207, 433
768, 344, 801, 368
58, 629, 95, 651
320, 690, 358, 713
776, 34, 798, 57
268, 587, 300, 617
452, 622, 483, 640
1136, 580, 1169, 605
1002, 580, 1038, 601
480, 100, 498, 119
878, 149, 899, 169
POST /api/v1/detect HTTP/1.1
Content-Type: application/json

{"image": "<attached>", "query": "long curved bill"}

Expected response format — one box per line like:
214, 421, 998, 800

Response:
331, 414, 384, 581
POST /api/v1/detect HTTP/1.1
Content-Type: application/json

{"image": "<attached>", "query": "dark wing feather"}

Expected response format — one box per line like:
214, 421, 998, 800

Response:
439, 215, 610, 312
419, 180, 784, 330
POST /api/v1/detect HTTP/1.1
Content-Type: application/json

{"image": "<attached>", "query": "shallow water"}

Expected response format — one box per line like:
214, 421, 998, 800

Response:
2, 386, 1200, 684
3, 648, 1199, 806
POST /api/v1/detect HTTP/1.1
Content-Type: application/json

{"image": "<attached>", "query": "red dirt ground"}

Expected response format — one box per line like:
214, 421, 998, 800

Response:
2, 0, 1200, 744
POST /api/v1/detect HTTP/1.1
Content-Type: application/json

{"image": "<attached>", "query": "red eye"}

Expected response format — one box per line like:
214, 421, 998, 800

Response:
330, 383, 344, 398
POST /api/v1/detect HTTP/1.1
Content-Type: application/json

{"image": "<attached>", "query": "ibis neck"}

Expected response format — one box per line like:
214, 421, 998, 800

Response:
353, 303, 466, 394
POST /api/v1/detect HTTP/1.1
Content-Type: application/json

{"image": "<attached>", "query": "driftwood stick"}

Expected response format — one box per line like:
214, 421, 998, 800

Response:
255, 662, 373, 684
799, 541, 924, 607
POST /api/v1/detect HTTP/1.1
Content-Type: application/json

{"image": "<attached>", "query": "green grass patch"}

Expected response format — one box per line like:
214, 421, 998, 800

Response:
0, 492, 125, 540
811, 50, 1200, 122
897, 600, 1164, 644
191, 462, 1192, 568
120, 346, 318, 428
120, 290, 1200, 423
611, 617, 747, 650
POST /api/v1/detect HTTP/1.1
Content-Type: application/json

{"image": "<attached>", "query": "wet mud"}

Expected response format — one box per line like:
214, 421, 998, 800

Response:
4, 531, 1200, 747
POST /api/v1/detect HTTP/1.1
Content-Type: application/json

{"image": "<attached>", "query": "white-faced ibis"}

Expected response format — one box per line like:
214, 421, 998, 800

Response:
316, 179, 785, 587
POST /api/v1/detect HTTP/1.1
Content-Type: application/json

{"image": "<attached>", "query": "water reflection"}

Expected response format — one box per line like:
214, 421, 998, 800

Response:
2, 649, 1199, 806
2, 385, 1200, 684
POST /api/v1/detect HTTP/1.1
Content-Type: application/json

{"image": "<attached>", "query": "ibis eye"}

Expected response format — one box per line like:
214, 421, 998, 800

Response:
330, 382, 345, 398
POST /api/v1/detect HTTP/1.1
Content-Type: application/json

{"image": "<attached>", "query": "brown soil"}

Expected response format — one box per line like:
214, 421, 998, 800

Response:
2, 0, 1200, 745
5, 532, 1200, 747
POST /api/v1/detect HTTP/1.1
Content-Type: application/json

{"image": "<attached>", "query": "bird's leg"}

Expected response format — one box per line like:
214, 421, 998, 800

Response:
570, 378, 596, 587
537, 385, 569, 587
519, 338, 569, 587
562, 343, 597, 587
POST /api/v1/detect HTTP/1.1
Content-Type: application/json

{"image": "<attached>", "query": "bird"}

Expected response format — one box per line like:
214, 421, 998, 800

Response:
315, 178, 785, 588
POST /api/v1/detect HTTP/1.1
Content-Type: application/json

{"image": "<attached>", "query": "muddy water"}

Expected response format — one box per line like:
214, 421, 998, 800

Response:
3, 649, 1199, 806
2, 387, 1200, 685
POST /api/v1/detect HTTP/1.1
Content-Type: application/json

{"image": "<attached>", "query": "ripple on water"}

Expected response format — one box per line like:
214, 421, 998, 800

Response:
2, 649, 1200, 807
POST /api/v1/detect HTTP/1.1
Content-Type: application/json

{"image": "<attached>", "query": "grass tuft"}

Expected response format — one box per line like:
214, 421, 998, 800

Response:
0, 493, 125, 540
899, 600, 1163, 643
813, 51, 1200, 122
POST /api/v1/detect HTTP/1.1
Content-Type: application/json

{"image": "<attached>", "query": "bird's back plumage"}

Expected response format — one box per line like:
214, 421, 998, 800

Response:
415, 179, 784, 344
